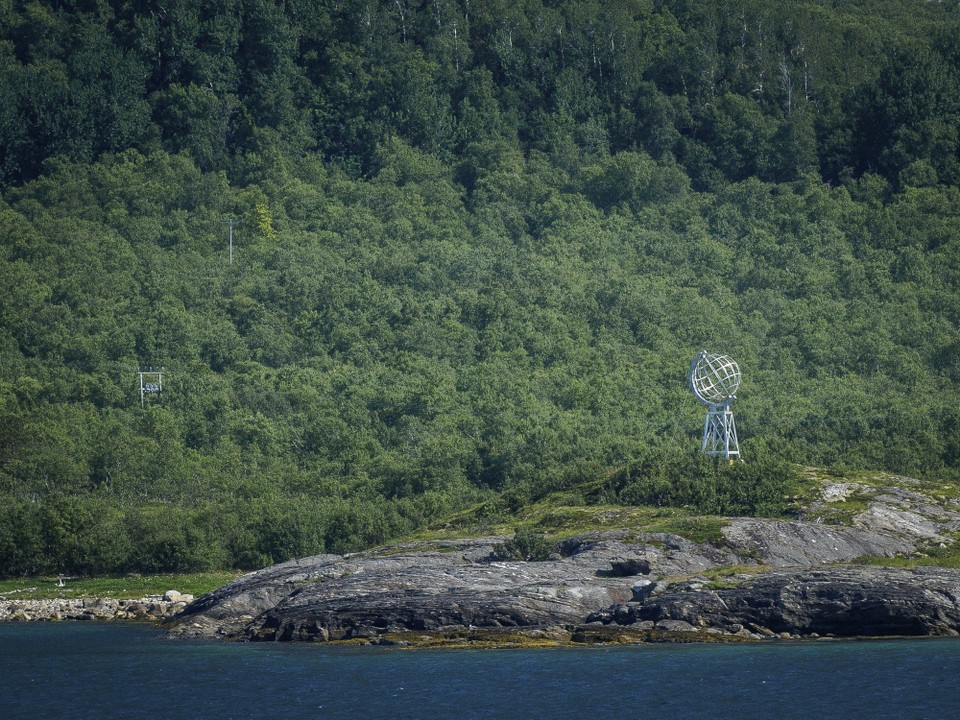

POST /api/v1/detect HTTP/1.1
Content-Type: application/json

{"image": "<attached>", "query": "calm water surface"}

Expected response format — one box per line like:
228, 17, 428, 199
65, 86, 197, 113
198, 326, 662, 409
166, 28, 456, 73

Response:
1, 622, 958, 719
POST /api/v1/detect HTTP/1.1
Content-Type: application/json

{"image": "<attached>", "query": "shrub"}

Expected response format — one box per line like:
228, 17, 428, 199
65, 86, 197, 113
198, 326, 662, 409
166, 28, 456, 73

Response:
493, 527, 557, 561
606, 446, 797, 517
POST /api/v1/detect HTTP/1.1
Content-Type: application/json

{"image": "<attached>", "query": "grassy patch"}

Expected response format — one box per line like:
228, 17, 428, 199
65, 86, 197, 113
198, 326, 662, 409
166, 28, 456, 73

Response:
702, 564, 772, 579
646, 516, 729, 544
409, 503, 730, 548
797, 466, 960, 527
0, 571, 242, 601
897, 475, 960, 504
851, 532, 960, 569
814, 497, 874, 526
365, 542, 467, 557
851, 554, 960, 569
807, 468, 960, 502
407, 465, 955, 554
852, 543, 960, 570
530, 506, 664, 535
702, 564, 772, 589
705, 579, 741, 590
411, 498, 667, 543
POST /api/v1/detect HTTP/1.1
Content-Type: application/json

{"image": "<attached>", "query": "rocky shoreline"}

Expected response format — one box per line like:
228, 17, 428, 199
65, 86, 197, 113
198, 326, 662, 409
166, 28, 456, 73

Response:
589, 565, 960, 639
12, 474, 960, 646
164, 475, 960, 646
0, 590, 195, 623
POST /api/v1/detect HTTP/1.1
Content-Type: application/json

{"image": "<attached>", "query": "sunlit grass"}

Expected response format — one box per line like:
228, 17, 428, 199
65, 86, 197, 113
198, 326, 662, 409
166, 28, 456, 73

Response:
852, 554, 960, 569
406, 486, 729, 546
852, 540, 960, 570
644, 515, 729, 544
0, 571, 242, 601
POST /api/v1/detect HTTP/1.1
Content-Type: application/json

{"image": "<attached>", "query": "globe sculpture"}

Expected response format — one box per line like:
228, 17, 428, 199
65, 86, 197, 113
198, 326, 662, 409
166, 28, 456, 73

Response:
689, 351, 741, 461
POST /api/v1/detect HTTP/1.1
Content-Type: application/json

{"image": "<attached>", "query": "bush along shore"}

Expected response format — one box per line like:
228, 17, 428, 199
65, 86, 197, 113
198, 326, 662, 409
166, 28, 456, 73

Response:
0, 590, 194, 623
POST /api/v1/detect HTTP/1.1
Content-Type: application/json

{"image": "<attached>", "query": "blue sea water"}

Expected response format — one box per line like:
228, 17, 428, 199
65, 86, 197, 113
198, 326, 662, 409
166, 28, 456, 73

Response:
1, 622, 958, 720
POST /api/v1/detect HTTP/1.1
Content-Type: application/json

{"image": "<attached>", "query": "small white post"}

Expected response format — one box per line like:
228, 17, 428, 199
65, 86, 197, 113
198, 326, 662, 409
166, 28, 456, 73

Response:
223, 218, 241, 265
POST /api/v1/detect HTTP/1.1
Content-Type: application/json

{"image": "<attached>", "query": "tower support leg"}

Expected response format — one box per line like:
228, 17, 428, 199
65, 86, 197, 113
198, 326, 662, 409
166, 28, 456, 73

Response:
701, 405, 740, 461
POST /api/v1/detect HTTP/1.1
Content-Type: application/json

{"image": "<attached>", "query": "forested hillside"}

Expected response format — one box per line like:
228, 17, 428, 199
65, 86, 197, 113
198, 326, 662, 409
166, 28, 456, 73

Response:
1, 0, 959, 576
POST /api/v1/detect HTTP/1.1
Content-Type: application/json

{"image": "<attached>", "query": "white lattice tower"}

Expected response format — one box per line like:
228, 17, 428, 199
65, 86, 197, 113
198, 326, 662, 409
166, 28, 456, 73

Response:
138, 366, 163, 407
689, 351, 741, 461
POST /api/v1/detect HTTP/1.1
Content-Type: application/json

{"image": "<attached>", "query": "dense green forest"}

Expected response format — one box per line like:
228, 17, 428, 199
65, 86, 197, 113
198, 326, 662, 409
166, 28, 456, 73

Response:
1, 0, 959, 576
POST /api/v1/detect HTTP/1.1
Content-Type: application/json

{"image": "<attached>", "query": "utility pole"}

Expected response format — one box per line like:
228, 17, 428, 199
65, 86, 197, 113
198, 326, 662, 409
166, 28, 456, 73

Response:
222, 218, 241, 265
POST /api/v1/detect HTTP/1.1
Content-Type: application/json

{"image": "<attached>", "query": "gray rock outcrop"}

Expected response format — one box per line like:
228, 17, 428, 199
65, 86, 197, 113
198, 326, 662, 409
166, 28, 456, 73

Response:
163, 475, 960, 644
721, 517, 912, 566
628, 566, 960, 637
172, 538, 637, 640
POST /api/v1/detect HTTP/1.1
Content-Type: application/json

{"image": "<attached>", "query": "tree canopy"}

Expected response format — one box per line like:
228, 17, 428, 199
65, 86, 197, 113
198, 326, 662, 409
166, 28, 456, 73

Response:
1, 0, 958, 576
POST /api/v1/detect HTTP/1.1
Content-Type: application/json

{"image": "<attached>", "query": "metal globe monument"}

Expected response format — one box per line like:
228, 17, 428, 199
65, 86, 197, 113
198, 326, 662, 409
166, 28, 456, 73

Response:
689, 350, 741, 461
